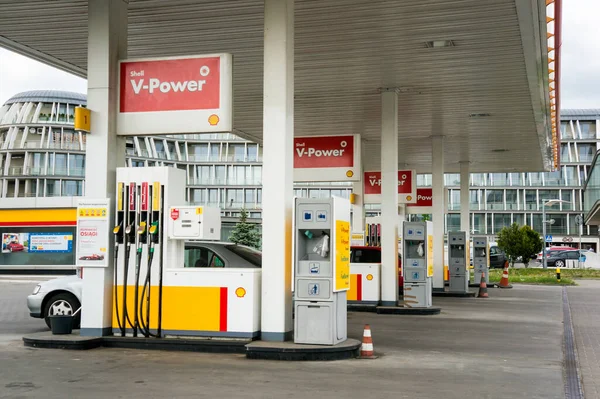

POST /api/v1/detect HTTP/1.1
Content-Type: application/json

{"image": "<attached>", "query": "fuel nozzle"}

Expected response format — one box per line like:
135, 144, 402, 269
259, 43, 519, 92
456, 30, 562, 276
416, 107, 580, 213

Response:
113, 222, 122, 235
125, 222, 135, 243
149, 221, 158, 235
137, 221, 147, 235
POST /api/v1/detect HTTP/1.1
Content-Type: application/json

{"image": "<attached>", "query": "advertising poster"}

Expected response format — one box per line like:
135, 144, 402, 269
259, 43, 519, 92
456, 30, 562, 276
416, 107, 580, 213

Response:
76, 198, 110, 267
335, 220, 351, 291
28, 233, 73, 253
1, 233, 29, 254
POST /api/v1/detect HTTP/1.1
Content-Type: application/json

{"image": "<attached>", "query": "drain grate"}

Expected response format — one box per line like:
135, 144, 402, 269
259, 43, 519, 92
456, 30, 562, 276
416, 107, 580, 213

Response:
563, 287, 584, 399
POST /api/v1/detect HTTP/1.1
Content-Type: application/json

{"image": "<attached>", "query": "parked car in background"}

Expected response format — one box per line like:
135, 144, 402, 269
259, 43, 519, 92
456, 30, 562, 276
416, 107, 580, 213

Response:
546, 249, 586, 268
27, 242, 262, 329
350, 246, 403, 294
489, 245, 508, 268
536, 246, 578, 262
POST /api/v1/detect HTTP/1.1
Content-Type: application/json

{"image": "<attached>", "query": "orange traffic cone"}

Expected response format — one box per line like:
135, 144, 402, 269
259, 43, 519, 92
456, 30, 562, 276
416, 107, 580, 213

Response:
498, 263, 513, 289
359, 324, 377, 359
477, 273, 489, 298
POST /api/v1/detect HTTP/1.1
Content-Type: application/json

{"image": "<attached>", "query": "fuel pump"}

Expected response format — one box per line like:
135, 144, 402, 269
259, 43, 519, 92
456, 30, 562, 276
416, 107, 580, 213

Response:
292, 197, 350, 345
472, 236, 489, 285
448, 231, 469, 293
403, 221, 433, 308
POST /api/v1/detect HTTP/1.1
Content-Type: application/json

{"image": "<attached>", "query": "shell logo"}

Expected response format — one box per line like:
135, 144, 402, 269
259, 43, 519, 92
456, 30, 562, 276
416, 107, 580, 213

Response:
366, 274, 373, 281
235, 287, 246, 298
346, 170, 354, 178
406, 195, 413, 201
208, 114, 220, 126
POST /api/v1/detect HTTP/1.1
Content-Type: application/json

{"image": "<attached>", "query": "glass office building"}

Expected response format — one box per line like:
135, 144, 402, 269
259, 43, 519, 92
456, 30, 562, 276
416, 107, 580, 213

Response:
1, 91, 597, 244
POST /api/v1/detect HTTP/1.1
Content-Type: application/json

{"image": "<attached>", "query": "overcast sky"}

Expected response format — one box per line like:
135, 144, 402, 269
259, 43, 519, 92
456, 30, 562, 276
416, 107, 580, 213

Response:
0, 0, 598, 109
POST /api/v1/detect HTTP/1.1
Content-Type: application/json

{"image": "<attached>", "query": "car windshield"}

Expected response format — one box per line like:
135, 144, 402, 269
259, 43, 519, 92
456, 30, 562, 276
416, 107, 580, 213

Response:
224, 244, 262, 267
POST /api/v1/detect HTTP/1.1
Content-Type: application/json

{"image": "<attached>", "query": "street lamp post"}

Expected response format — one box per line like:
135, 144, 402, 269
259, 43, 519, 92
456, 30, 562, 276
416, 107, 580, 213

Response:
542, 199, 569, 269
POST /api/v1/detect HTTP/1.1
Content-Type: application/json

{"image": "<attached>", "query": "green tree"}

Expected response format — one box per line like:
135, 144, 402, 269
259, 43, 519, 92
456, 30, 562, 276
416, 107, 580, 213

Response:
518, 225, 543, 268
228, 208, 261, 249
496, 223, 523, 267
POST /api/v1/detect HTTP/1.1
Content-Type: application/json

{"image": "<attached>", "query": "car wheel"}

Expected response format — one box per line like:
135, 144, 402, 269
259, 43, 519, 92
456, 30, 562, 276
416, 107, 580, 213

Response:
43, 293, 81, 329
555, 259, 565, 268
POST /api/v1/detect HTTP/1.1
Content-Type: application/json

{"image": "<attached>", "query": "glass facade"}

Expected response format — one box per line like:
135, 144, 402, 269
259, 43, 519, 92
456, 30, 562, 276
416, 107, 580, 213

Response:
1, 94, 598, 238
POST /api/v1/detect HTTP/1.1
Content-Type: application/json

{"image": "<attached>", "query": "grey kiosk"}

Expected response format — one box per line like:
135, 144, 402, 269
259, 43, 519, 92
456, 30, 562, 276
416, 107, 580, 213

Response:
472, 236, 489, 285
403, 221, 433, 308
448, 231, 469, 293
293, 197, 350, 345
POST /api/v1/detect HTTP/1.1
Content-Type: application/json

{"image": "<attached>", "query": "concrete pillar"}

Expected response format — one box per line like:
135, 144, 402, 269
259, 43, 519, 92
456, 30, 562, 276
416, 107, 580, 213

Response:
260, 0, 294, 341
380, 88, 399, 306
351, 179, 365, 233
80, 0, 128, 336
431, 135, 445, 290
460, 161, 470, 237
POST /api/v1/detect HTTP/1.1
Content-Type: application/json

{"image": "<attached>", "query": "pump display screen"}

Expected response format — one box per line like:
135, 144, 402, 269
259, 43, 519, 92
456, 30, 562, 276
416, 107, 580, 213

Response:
405, 241, 425, 259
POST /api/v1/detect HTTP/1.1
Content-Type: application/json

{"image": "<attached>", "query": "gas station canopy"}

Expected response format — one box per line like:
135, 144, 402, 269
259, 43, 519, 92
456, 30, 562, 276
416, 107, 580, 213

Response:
0, 0, 557, 173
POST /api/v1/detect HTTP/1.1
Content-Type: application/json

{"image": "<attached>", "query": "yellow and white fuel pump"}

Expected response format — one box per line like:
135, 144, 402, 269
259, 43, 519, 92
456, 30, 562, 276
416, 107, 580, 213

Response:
111, 166, 261, 339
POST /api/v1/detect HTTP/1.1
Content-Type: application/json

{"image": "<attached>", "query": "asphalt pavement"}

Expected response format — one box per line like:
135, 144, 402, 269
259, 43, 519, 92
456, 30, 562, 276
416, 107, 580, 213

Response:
0, 280, 571, 399
0, 280, 47, 345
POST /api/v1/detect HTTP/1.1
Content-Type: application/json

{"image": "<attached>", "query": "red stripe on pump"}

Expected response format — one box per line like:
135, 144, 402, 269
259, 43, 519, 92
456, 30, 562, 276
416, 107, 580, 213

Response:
220, 287, 228, 332
357, 274, 362, 301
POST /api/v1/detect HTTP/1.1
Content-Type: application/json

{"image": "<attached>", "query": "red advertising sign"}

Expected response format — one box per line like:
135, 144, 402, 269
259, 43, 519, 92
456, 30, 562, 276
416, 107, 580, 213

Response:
120, 56, 221, 113
170, 208, 180, 221
294, 135, 354, 168
407, 188, 433, 207
141, 182, 149, 212
364, 170, 414, 195
129, 183, 136, 211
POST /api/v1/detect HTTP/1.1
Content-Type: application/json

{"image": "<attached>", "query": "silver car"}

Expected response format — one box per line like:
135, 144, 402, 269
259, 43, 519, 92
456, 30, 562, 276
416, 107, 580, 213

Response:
27, 241, 262, 328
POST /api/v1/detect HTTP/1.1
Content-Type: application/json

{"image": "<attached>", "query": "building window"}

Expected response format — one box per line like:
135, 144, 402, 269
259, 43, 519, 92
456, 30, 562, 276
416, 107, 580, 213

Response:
471, 174, 486, 187
469, 190, 480, 210
245, 189, 255, 206
417, 174, 432, 187
561, 190, 573, 210
561, 144, 571, 163
525, 190, 537, 210
445, 174, 460, 186
446, 214, 460, 233
510, 173, 523, 186
229, 144, 245, 162
192, 188, 207, 204
493, 214, 511, 234
544, 170, 563, 187
577, 144, 596, 162
579, 122, 596, 139
448, 189, 460, 210
528, 173, 544, 186
565, 166, 578, 186
247, 145, 258, 162
538, 190, 561, 210
506, 190, 518, 210
546, 214, 567, 235
45, 179, 60, 197
491, 173, 509, 186
561, 122, 571, 139
68, 154, 85, 177
62, 180, 83, 196
485, 190, 504, 210
513, 213, 525, 227
190, 144, 208, 161
471, 213, 487, 234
